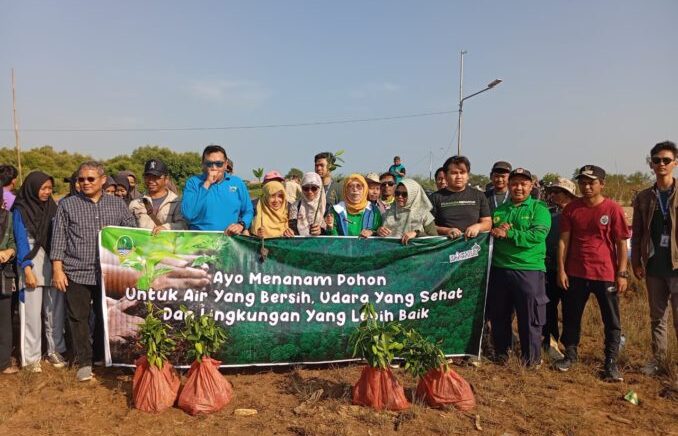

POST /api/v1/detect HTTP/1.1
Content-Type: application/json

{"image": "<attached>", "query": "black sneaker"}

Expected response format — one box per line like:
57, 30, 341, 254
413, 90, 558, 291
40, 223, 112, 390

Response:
554, 357, 573, 372
603, 360, 623, 382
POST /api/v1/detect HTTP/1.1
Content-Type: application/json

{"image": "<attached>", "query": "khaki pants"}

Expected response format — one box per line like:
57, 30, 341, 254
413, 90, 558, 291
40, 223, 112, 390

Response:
645, 276, 678, 359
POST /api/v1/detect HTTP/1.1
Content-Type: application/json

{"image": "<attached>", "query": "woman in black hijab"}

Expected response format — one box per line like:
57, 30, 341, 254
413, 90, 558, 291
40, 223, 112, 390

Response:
12, 171, 66, 371
113, 174, 132, 205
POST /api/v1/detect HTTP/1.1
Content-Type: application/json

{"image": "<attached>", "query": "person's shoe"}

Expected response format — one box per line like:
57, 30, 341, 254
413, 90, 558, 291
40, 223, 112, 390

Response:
24, 361, 42, 373
2, 366, 19, 374
93, 360, 105, 367
76, 366, 93, 382
603, 359, 624, 382
46, 352, 67, 369
554, 357, 574, 372
640, 359, 659, 376
547, 345, 565, 361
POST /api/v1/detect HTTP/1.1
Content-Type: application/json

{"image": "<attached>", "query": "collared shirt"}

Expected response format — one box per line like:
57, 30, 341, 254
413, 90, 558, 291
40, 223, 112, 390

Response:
51, 193, 136, 285
492, 196, 551, 271
181, 173, 254, 231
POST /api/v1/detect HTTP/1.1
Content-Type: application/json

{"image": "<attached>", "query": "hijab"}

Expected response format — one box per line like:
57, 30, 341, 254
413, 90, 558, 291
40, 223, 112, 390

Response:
251, 181, 289, 238
66, 171, 79, 198
103, 176, 117, 193
381, 178, 435, 238
342, 174, 369, 215
113, 174, 132, 204
295, 172, 326, 235
12, 171, 58, 260
116, 170, 142, 200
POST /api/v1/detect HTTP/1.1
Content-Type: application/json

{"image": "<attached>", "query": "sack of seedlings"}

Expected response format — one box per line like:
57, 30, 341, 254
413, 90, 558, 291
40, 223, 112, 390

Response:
352, 366, 410, 411
177, 357, 233, 415
132, 356, 181, 413
416, 366, 475, 410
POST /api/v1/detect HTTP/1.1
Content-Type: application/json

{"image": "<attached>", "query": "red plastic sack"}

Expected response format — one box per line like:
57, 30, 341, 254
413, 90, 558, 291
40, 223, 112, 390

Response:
132, 356, 181, 413
415, 367, 475, 410
177, 357, 233, 415
352, 366, 410, 411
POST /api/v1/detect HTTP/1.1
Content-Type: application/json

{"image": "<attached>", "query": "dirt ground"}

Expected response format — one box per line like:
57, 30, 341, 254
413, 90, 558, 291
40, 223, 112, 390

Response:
0, 281, 676, 436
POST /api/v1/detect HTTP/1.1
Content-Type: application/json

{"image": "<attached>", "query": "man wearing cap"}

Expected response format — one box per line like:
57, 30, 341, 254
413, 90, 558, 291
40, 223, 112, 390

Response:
129, 159, 186, 233
388, 156, 406, 184
485, 161, 512, 214
555, 165, 630, 381
365, 173, 388, 214
542, 178, 577, 360
488, 168, 551, 366
632, 140, 678, 376
182, 145, 253, 233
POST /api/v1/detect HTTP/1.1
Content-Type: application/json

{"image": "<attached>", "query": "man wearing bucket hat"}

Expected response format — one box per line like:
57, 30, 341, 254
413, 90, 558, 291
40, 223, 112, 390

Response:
487, 167, 551, 366
542, 178, 577, 360
555, 165, 630, 381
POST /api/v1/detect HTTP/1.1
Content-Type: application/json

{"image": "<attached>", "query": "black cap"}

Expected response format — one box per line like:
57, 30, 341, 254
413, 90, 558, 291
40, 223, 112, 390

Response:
575, 165, 606, 181
143, 159, 169, 176
491, 161, 512, 174
509, 167, 533, 180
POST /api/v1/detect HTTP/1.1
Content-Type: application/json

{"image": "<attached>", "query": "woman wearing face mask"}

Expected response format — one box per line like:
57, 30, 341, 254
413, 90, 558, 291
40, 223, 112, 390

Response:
12, 171, 66, 372
377, 179, 438, 245
250, 180, 295, 238
326, 174, 382, 238
289, 172, 326, 236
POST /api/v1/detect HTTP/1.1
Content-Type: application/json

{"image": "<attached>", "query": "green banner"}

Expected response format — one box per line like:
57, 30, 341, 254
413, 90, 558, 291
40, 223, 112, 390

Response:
100, 227, 491, 367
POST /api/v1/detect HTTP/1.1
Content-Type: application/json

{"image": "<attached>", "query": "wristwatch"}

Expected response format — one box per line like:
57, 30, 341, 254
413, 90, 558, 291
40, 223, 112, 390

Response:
237, 220, 246, 230
617, 270, 629, 279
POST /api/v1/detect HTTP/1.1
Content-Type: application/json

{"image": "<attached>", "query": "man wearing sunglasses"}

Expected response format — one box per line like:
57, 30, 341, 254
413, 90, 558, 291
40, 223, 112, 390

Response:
51, 160, 136, 382
379, 172, 396, 211
632, 140, 678, 377
181, 145, 253, 234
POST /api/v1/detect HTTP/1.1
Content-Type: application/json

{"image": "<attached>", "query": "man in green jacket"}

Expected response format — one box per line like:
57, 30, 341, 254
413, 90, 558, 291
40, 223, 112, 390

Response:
488, 168, 551, 366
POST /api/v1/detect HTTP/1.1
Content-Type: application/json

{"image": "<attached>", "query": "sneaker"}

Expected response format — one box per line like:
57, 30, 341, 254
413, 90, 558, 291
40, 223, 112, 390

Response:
24, 361, 42, 373
76, 366, 93, 382
640, 359, 659, 376
554, 357, 574, 372
46, 352, 66, 369
2, 366, 19, 374
603, 359, 624, 382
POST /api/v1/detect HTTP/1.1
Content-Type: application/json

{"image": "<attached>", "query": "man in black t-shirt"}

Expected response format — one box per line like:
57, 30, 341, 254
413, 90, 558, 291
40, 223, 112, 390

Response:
430, 155, 491, 238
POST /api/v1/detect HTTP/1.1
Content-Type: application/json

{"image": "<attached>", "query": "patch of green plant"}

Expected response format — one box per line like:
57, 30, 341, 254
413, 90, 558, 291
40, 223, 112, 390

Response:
348, 303, 403, 369
400, 328, 448, 379
329, 150, 345, 172
138, 302, 176, 369
179, 305, 228, 362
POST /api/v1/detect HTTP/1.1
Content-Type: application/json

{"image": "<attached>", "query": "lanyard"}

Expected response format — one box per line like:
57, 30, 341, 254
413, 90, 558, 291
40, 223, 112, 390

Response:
655, 186, 673, 220
493, 191, 509, 209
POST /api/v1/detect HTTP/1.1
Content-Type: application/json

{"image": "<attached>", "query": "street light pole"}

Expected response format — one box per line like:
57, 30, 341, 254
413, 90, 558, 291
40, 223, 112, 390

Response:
456, 50, 466, 156
455, 51, 502, 156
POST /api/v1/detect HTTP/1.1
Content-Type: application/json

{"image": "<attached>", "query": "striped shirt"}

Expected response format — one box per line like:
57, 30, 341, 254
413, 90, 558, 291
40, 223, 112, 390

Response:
51, 193, 136, 285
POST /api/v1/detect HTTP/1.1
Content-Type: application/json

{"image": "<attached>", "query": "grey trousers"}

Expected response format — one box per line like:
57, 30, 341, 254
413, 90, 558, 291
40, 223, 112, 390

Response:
645, 276, 678, 359
19, 286, 66, 366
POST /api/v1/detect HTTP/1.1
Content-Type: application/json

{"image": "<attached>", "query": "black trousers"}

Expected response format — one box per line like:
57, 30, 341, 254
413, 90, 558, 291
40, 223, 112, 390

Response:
487, 267, 548, 365
65, 282, 104, 368
543, 270, 565, 345
0, 295, 12, 370
561, 276, 621, 361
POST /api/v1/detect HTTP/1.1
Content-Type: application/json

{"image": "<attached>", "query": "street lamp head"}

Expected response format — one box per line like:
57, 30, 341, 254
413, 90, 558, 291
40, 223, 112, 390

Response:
487, 79, 503, 88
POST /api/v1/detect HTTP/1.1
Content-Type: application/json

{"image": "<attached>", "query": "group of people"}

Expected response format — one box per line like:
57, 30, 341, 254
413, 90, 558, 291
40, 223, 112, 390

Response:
0, 141, 675, 385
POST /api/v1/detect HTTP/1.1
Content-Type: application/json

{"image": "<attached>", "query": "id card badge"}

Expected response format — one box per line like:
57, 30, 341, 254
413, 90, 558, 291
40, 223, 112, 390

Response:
660, 233, 670, 248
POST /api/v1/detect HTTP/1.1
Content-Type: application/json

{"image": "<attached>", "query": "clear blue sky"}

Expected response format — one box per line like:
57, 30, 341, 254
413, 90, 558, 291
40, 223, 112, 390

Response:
1, 0, 676, 180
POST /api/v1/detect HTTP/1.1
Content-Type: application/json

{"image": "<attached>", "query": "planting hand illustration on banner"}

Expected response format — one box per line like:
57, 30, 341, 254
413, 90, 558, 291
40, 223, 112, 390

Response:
99, 227, 492, 367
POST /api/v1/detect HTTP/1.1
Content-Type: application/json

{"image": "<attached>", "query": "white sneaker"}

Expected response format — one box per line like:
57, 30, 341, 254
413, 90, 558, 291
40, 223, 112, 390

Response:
24, 362, 42, 373
76, 366, 93, 382
46, 352, 67, 369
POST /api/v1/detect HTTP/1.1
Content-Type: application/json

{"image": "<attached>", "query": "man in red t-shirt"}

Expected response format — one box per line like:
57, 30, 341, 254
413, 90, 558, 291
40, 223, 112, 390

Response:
555, 165, 630, 381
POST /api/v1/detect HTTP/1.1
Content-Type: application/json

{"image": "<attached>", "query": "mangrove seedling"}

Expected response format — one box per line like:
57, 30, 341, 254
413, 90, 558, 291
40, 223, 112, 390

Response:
138, 302, 177, 369
349, 303, 403, 369
180, 305, 228, 362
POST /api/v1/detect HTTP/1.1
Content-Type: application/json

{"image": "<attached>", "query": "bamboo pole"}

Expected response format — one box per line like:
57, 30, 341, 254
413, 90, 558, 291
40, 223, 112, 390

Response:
11, 68, 23, 182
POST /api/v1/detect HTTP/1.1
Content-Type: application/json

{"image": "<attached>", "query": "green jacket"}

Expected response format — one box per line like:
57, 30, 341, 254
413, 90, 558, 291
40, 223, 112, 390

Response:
491, 196, 551, 271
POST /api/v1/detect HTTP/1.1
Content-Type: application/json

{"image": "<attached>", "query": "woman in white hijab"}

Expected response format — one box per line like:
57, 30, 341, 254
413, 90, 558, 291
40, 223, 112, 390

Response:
377, 178, 437, 244
289, 172, 326, 236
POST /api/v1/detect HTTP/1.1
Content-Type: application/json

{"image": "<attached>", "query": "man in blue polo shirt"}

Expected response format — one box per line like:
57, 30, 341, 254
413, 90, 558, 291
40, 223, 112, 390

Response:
181, 145, 253, 233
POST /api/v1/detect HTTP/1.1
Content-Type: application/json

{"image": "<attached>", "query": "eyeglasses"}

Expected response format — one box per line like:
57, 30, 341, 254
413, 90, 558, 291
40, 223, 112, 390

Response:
77, 177, 98, 183
381, 181, 395, 187
651, 156, 674, 165
302, 186, 319, 193
204, 160, 225, 168
394, 191, 408, 198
